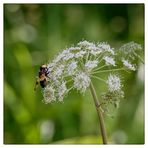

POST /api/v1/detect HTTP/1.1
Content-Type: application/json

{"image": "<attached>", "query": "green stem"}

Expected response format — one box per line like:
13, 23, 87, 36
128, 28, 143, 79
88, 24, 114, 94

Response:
93, 64, 107, 72
89, 81, 108, 144
91, 68, 124, 74
90, 75, 106, 83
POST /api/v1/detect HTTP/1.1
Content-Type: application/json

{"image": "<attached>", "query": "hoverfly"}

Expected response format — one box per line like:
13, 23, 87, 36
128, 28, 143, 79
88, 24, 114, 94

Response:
34, 64, 49, 91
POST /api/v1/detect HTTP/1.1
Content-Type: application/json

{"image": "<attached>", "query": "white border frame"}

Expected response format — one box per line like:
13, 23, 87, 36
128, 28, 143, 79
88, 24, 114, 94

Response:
1, 1, 147, 148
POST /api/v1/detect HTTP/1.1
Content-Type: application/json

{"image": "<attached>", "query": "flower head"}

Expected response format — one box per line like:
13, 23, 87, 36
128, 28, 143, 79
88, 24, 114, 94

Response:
74, 72, 91, 93
98, 42, 115, 55
51, 64, 65, 80
43, 86, 55, 104
85, 60, 98, 72
90, 46, 102, 55
119, 41, 142, 54
57, 81, 67, 102
122, 59, 136, 71
107, 74, 121, 92
67, 61, 77, 76
119, 41, 143, 61
103, 56, 116, 66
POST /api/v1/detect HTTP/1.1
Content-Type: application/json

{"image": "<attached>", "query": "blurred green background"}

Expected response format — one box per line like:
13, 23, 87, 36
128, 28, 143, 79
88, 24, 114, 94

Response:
4, 4, 144, 144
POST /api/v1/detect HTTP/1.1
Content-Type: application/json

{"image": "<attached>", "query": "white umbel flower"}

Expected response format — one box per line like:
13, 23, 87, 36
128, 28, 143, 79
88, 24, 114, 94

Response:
40, 40, 142, 105
74, 72, 91, 93
67, 61, 77, 76
107, 74, 121, 92
85, 60, 98, 71
103, 56, 116, 66
122, 59, 136, 71
43, 86, 55, 104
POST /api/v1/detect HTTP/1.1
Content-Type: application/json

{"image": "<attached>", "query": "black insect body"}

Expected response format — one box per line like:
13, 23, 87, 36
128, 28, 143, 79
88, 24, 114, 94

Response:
34, 65, 49, 90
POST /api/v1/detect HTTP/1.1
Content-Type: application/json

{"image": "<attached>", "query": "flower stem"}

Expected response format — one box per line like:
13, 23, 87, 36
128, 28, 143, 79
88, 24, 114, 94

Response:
90, 75, 106, 83
92, 68, 124, 74
89, 81, 108, 144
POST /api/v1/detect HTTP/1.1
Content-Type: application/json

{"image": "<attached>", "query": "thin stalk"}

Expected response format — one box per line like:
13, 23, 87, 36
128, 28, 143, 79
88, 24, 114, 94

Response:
91, 68, 124, 74
85, 51, 90, 63
89, 81, 108, 144
95, 53, 103, 61
93, 64, 107, 72
90, 75, 106, 83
